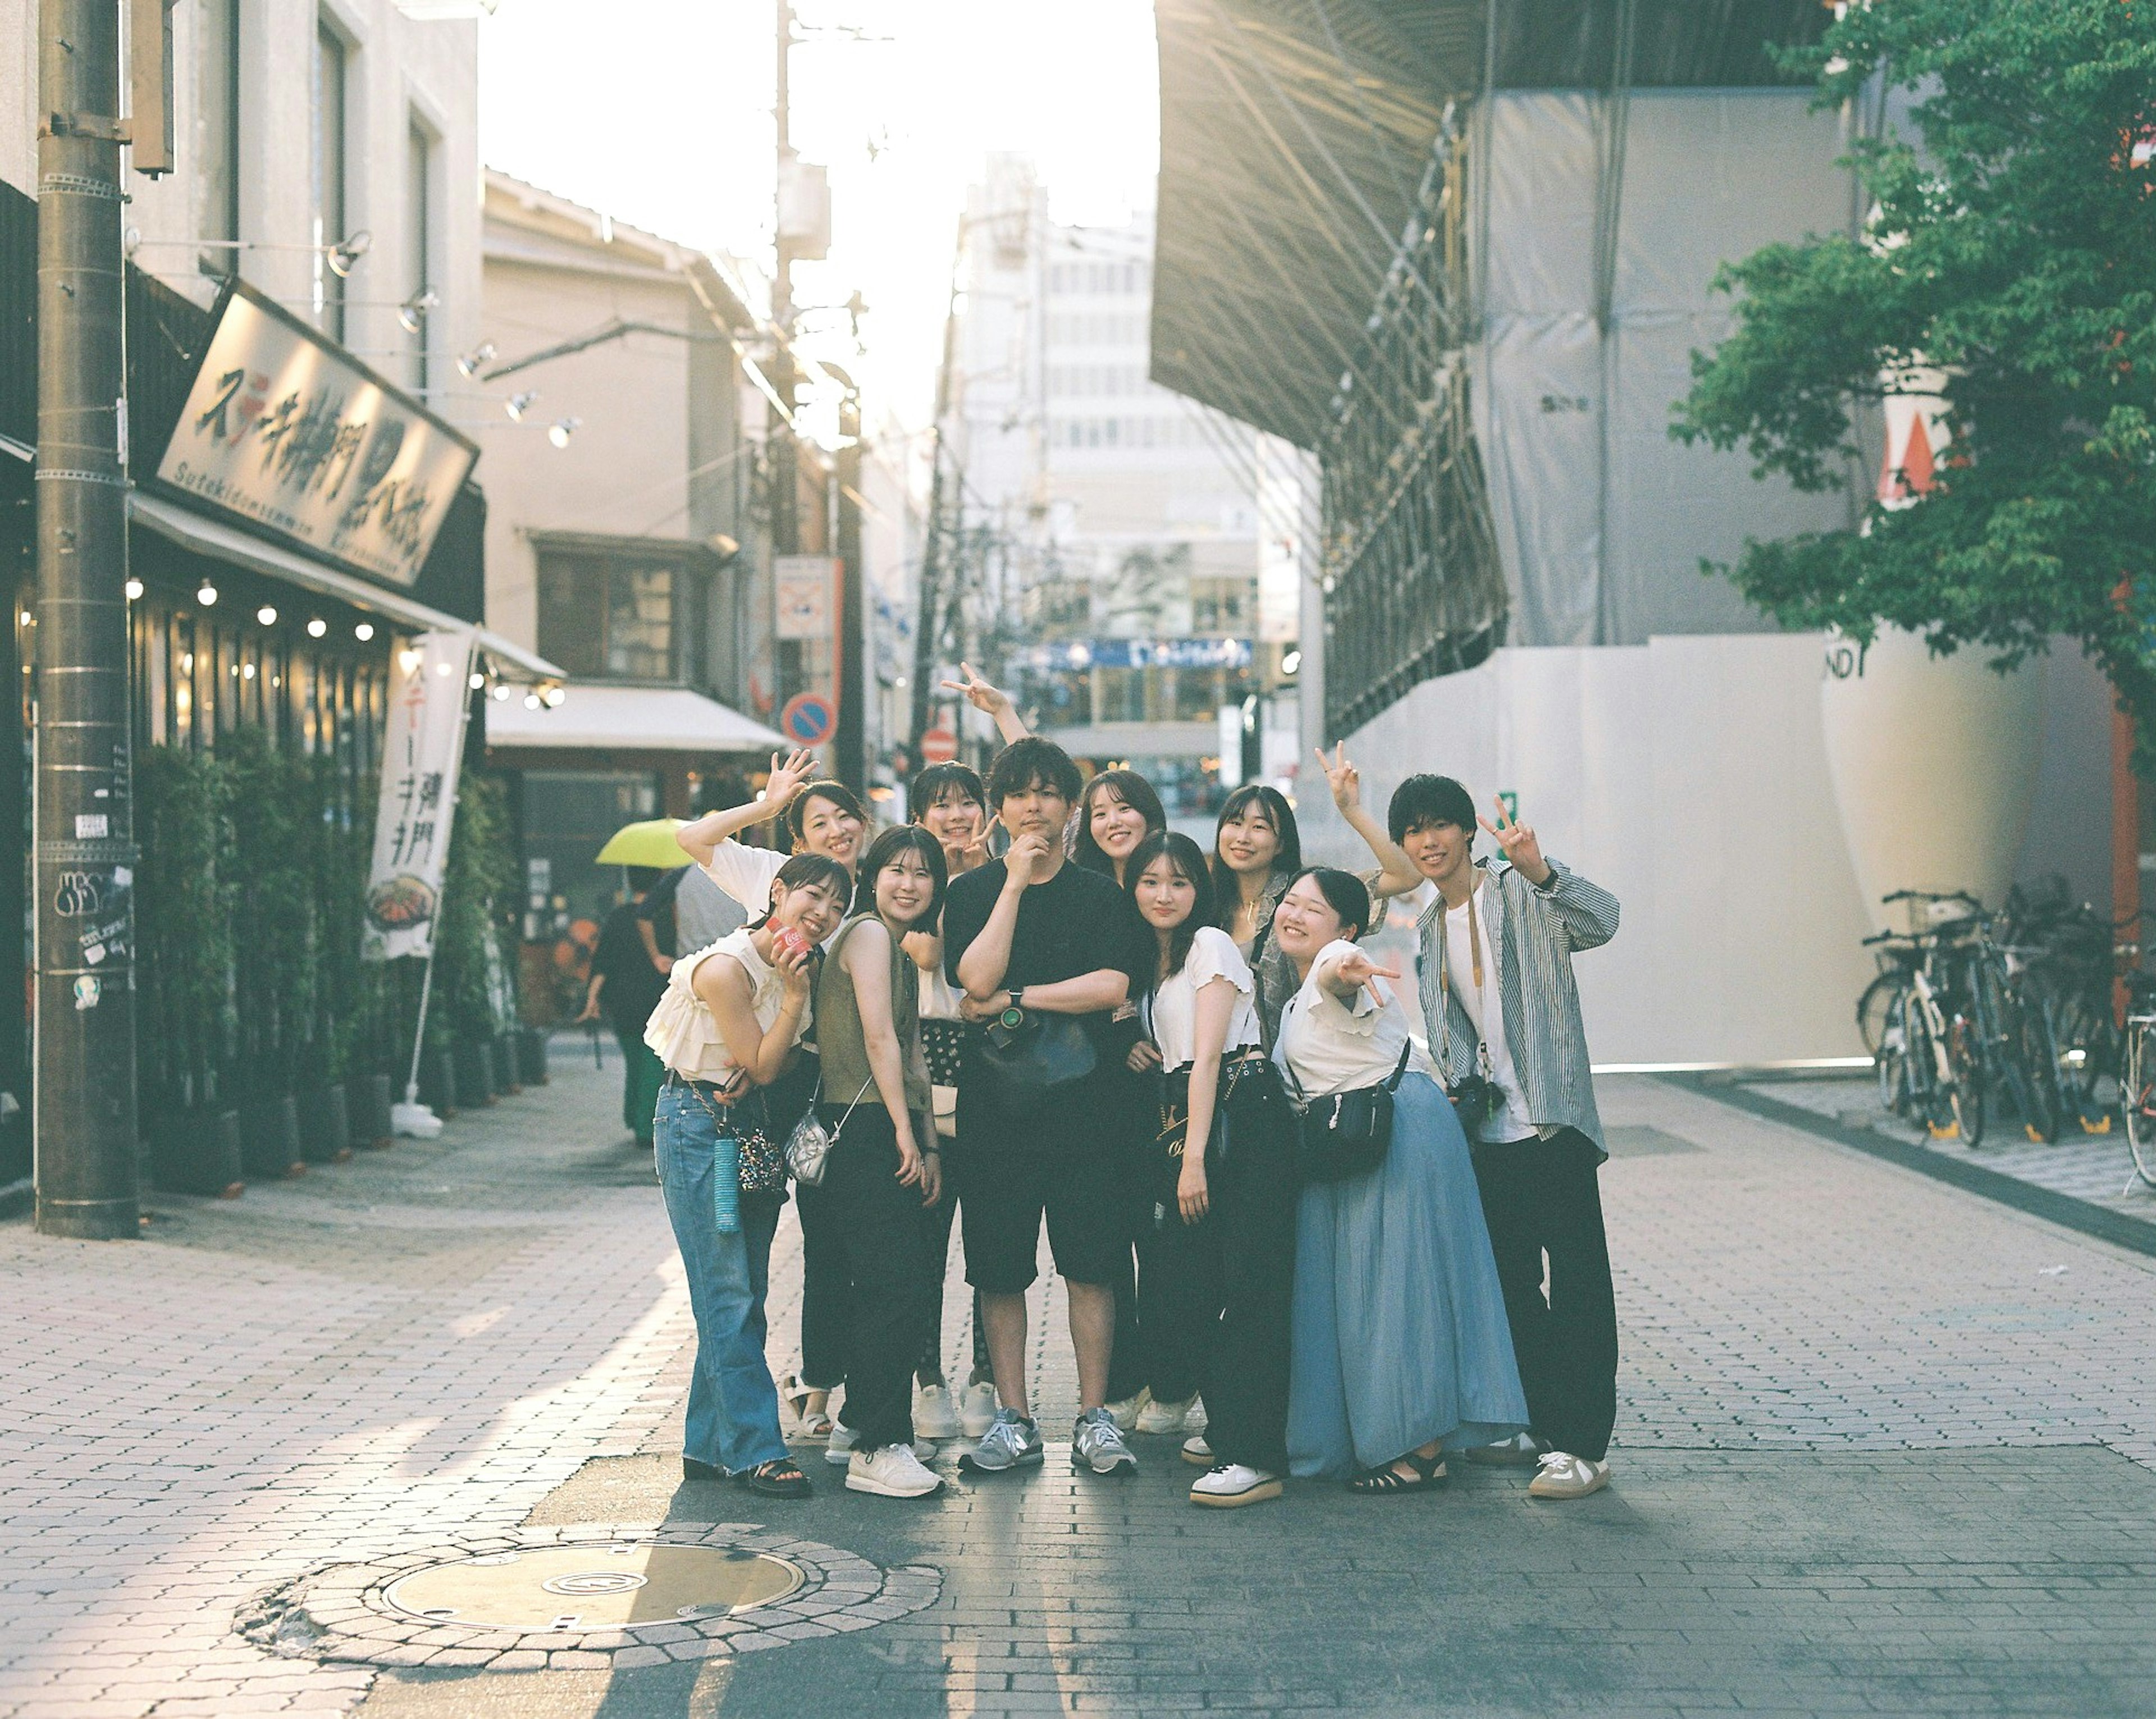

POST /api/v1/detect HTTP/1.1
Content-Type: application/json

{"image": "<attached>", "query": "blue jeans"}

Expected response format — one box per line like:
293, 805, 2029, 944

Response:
654, 1082, 788, 1474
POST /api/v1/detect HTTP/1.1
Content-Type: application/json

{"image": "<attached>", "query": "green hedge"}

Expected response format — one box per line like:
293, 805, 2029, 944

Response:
134, 734, 519, 1112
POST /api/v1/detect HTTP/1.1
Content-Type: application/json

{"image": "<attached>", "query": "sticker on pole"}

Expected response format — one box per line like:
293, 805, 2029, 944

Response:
918, 726, 957, 764
779, 693, 837, 748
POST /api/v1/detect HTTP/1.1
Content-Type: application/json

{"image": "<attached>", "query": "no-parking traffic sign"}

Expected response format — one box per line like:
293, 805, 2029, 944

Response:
779, 692, 837, 747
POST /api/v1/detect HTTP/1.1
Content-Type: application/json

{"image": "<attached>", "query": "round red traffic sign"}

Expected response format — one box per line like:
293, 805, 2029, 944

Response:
919, 726, 958, 764
779, 692, 836, 747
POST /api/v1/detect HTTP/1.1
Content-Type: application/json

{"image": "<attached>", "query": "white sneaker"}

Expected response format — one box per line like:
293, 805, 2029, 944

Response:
913, 1383, 962, 1439
1527, 1450, 1610, 1499
1189, 1462, 1282, 1507
826, 1424, 933, 1466
1135, 1393, 1195, 1435
1181, 1433, 1213, 1466
1102, 1388, 1150, 1433
846, 1443, 943, 1498
958, 1379, 998, 1439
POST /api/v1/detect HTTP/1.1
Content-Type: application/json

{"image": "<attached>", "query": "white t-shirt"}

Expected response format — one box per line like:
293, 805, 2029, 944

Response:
1442, 881, 1536, 1144
1143, 926, 1262, 1071
1273, 939, 1435, 1099
700, 839, 786, 911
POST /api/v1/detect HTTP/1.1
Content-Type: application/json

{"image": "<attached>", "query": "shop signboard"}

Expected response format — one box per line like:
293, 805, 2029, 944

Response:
155, 280, 478, 588
363, 631, 474, 961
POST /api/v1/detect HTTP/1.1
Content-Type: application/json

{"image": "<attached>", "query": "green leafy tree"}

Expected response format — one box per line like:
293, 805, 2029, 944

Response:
1674, 0, 2156, 726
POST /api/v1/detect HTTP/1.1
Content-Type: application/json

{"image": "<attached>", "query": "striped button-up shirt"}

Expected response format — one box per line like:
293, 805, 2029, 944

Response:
1416, 858, 1620, 1159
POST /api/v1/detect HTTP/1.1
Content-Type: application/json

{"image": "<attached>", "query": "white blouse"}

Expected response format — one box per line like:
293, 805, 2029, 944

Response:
1273, 938, 1435, 1099
643, 927, 808, 1083
1143, 926, 1262, 1071
700, 839, 785, 909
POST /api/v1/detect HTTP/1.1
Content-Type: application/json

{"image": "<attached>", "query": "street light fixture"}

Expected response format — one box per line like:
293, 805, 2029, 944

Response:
456, 342, 496, 378
196, 582, 218, 606
547, 417, 580, 449
504, 391, 538, 422
326, 230, 372, 278
397, 289, 440, 334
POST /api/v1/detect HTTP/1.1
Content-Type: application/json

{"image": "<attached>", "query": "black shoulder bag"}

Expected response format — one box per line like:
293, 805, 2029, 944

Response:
1283, 1042, 1411, 1183
979, 1002, 1097, 1116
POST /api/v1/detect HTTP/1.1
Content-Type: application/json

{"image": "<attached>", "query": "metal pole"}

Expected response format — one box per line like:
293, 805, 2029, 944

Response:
907, 216, 966, 753
34, 0, 138, 1240
769, 0, 797, 573
823, 365, 865, 792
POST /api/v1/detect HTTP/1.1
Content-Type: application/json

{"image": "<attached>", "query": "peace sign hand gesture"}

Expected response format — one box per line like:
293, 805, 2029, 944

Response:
1477, 797, 1552, 886
940, 661, 1012, 720
762, 748, 819, 812
1327, 947, 1401, 1010
1316, 743, 1364, 816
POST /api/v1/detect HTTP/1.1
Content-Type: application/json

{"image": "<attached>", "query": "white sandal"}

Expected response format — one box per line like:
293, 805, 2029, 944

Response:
778, 1372, 834, 1439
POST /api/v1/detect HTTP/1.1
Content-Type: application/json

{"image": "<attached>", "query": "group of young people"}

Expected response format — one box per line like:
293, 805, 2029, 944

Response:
639, 666, 1621, 1508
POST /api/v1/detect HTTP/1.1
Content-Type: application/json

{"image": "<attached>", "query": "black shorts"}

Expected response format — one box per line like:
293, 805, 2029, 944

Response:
954, 1137, 1125, 1294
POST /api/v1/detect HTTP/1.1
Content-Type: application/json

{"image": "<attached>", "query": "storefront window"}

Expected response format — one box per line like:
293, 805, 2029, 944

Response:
536, 543, 704, 684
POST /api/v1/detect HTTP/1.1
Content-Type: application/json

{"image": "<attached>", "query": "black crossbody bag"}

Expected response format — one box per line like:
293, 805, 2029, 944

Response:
1283, 1043, 1410, 1183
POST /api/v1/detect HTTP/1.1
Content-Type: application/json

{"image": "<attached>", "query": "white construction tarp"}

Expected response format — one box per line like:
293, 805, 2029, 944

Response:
1470, 90, 1857, 648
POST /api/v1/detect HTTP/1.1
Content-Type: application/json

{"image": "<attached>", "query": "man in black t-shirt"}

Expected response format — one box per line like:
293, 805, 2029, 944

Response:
943, 738, 1152, 1478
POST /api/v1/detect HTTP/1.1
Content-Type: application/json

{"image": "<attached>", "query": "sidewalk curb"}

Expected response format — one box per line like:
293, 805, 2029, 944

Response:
1666, 1073, 2156, 1262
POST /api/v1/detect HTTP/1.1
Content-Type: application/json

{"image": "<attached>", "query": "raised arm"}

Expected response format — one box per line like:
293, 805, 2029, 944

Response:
676, 749, 816, 867
1318, 744, 1422, 899
839, 922, 928, 1193
940, 661, 1031, 747
692, 947, 810, 1087
1479, 798, 1619, 952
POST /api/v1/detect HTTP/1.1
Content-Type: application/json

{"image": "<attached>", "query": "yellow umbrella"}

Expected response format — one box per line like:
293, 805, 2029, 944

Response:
595, 817, 689, 868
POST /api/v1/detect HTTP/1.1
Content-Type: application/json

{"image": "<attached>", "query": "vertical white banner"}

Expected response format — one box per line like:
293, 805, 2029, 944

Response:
363, 630, 474, 961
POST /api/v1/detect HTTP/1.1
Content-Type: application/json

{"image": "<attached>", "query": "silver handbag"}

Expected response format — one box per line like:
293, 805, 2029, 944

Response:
784, 1077, 875, 1187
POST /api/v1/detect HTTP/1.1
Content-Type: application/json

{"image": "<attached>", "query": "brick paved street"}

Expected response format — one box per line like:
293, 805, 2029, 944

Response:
5, 1046, 2156, 1718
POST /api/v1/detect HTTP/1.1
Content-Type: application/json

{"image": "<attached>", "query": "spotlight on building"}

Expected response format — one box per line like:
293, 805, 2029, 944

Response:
354, 622, 376, 641
124, 577, 143, 600
468, 671, 486, 690
547, 417, 580, 450
256, 605, 278, 626
307, 617, 328, 638
327, 230, 372, 277
505, 391, 538, 422
396, 289, 440, 334
456, 341, 496, 378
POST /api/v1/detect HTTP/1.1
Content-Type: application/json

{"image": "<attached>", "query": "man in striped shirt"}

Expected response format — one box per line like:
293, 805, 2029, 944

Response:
1390, 774, 1622, 1502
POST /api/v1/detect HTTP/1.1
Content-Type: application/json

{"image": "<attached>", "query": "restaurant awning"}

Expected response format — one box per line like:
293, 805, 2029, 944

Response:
1149, 0, 1826, 449
129, 490, 565, 683
483, 683, 788, 755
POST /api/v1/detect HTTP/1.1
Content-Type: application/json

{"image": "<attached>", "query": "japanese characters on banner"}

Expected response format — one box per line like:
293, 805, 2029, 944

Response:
363, 631, 474, 962
156, 281, 479, 587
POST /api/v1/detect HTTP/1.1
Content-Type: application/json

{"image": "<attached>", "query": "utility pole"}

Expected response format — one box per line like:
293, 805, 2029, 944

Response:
35, 0, 139, 1238
825, 364, 866, 793
769, 0, 797, 577
908, 216, 966, 753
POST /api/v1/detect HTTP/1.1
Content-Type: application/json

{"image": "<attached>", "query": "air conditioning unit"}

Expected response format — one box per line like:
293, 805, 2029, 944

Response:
779, 158, 832, 261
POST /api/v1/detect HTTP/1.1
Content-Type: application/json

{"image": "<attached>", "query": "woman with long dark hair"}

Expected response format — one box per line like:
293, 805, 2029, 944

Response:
1123, 832, 1299, 1506
675, 748, 869, 1444
812, 826, 951, 1496
1208, 784, 1304, 1046
1267, 867, 1527, 1493
1070, 766, 1169, 1433
643, 852, 852, 1498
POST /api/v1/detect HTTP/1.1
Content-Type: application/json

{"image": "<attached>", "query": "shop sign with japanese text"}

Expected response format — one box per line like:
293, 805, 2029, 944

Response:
363, 632, 473, 961
156, 281, 479, 587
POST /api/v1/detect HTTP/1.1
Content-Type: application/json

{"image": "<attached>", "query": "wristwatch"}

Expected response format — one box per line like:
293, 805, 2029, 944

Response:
999, 987, 1026, 1030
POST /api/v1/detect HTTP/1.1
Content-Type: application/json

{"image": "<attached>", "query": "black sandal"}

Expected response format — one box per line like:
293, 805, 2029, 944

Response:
734, 1457, 814, 1498
1349, 1451, 1447, 1495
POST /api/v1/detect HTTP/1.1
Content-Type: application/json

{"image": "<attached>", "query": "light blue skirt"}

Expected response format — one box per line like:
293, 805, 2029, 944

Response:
1287, 1072, 1530, 1479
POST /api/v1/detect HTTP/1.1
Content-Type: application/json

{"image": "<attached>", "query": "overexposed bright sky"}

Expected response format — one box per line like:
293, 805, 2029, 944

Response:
479, 0, 1162, 433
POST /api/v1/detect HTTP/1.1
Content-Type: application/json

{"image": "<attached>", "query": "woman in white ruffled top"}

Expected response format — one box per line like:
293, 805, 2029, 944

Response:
1269, 867, 1529, 1494
643, 852, 849, 1499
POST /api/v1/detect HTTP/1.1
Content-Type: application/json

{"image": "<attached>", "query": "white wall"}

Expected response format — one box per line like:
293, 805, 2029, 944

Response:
2, 0, 479, 400
1295, 634, 1878, 1066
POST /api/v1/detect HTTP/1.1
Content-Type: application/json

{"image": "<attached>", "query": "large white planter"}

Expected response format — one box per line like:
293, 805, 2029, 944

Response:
1820, 628, 2047, 934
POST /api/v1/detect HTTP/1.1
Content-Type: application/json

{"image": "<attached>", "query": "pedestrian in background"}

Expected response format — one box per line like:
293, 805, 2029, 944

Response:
1388, 775, 1623, 1501
575, 866, 672, 1149
814, 826, 951, 1498
676, 750, 868, 1443
1070, 767, 1170, 1434
642, 852, 852, 1499
1269, 867, 1528, 1493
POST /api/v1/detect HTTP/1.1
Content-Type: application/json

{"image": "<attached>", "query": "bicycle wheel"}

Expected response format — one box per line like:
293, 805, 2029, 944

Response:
2125, 1022, 2156, 1188
1874, 987, 1911, 1113
2047, 990, 2113, 1132
1856, 972, 1901, 1059
1946, 1013, 1986, 1149
2012, 1003, 2066, 1144
1907, 1003, 1962, 1141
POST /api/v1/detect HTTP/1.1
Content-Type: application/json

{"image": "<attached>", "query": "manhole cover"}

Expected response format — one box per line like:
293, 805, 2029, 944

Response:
380, 1544, 804, 1630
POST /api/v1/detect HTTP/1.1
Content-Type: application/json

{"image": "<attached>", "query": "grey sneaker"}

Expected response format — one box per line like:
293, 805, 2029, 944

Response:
958, 1407, 1043, 1474
1073, 1407, 1139, 1476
